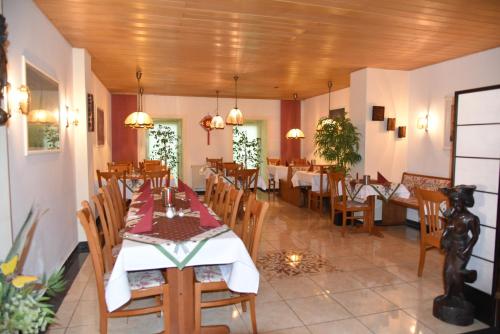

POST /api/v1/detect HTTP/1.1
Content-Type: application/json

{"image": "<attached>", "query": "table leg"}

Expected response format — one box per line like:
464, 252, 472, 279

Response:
166, 267, 230, 334
367, 196, 384, 238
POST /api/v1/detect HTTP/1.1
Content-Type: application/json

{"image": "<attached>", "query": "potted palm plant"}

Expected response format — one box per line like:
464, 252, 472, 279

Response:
314, 116, 362, 174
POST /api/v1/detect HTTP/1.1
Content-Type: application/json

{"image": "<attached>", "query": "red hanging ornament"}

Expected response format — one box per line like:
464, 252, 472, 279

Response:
199, 114, 213, 145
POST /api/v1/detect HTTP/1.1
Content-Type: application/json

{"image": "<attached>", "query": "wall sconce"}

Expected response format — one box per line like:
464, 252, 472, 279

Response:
66, 106, 79, 127
417, 111, 430, 132
17, 85, 31, 115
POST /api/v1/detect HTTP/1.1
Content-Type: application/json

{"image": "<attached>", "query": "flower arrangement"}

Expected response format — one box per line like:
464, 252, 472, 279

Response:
0, 209, 65, 333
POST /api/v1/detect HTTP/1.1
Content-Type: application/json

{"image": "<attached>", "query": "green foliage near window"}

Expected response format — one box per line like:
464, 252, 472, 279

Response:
233, 126, 262, 169
314, 117, 362, 173
43, 126, 60, 150
0, 209, 66, 334
149, 124, 180, 176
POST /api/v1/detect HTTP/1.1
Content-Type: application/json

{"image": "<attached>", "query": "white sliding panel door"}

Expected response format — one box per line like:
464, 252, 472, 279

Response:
453, 85, 500, 299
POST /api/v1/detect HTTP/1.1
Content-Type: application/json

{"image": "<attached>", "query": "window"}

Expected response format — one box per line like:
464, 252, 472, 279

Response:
232, 121, 266, 169
147, 119, 182, 180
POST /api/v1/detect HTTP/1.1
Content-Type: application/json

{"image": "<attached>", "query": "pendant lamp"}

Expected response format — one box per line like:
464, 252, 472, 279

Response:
226, 75, 243, 125
285, 93, 305, 139
124, 70, 154, 129
210, 90, 225, 129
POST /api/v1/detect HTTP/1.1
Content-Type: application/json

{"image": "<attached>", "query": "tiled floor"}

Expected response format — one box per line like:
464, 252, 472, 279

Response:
49, 195, 489, 333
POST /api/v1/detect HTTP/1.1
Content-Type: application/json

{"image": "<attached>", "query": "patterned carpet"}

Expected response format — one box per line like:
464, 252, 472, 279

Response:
257, 249, 337, 280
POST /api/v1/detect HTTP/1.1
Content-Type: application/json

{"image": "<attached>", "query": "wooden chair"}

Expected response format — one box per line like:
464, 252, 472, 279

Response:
290, 158, 309, 166
213, 183, 231, 216
329, 172, 372, 237
77, 206, 170, 334
204, 174, 217, 204
209, 179, 226, 210
222, 186, 244, 230
222, 162, 242, 177
266, 157, 280, 166
97, 173, 127, 224
99, 185, 124, 246
144, 169, 170, 191
308, 166, 331, 213
144, 163, 166, 173
194, 194, 269, 334
97, 170, 127, 203
206, 157, 223, 169
416, 188, 448, 277
144, 159, 162, 165
91, 193, 120, 271
234, 168, 259, 195
107, 161, 133, 173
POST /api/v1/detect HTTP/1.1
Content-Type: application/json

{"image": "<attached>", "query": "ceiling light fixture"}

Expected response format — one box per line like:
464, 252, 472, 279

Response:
327, 80, 333, 112
124, 70, 154, 129
226, 75, 243, 125
286, 93, 305, 139
210, 90, 225, 129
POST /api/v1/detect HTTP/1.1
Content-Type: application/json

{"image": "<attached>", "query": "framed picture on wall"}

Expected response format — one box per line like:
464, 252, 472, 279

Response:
87, 93, 95, 132
97, 107, 105, 145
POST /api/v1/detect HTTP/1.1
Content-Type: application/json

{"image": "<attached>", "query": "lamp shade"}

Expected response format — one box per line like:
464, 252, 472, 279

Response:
124, 111, 154, 129
286, 128, 305, 139
211, 114, 225, 129
226, 107, 243, 125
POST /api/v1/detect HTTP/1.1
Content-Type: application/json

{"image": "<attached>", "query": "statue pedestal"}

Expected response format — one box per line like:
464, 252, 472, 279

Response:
433, 295, 475, 326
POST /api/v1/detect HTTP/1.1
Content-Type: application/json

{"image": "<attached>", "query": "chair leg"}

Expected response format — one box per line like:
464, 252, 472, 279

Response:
100, 314, 108, 334
194, 283, 202, 334
249, 295, 257, 334
241, 300, 247, 312
418, 243, 427, 277
341, 212, 347, 237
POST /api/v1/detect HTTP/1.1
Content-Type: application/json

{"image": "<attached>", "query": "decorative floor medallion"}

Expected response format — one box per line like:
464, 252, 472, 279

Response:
257, 249, 337, 279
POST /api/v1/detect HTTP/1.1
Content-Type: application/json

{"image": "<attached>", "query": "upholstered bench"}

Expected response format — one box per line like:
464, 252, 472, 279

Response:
382, 172, 451, 225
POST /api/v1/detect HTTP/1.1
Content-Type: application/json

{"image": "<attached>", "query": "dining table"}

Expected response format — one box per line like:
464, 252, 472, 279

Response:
105, 180, 259, 333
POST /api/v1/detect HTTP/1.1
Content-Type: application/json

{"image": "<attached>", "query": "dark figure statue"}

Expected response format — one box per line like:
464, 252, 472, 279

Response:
433, 185, 480, 326
0, 14, 9, 126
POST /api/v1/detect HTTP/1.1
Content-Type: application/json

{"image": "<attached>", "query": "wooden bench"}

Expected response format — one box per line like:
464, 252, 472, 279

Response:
278, 166, 309, 206
382, 172, 451, 225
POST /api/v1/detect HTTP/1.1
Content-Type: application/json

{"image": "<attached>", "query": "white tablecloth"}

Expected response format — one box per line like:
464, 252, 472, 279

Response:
106, 230, 259, 312
291, 171, 328, 192
267, 165, 289, 181
345, 183, 410, 201
201, 166, 268, 190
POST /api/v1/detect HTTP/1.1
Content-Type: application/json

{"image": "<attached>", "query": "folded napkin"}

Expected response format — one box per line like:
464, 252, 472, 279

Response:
136, 187, 152, 202
183, 183, 220, 228
137, 198, 153, 214
377, 172, 391, 185
138, 179, 151, 192
129, 206, 153, 234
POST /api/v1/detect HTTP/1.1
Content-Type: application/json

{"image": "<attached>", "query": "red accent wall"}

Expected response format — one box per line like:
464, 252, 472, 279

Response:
280, 100, 301, 164
111, 94, 138, 165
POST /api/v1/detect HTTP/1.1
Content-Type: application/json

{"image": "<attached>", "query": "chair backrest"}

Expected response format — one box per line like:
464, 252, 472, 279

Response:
210, 178, 226, 209
328, 172, 347, 210
99, 185, 123, 245
266, 158, 280, 166
204, 174, 217, 204
222, 162, 242, 177
76, 206, 107, 311
291, 158, 308, 166
144, 163, 165, 172
222, 186, 244, 229
144, 159, 162, 165
318, 166, 330, 194
241, 194, 269, 261
107, 161, 133, 173
416, 188, 448, 239
91, 193, 116, 271
206, 157, 223, 168
234, 168, 259, 193
213, 183, 231, 216
96, 170, 127, 203
144, 169, 170, 190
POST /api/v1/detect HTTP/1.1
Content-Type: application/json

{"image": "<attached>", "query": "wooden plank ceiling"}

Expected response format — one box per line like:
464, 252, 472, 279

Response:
34, 0, 500, 99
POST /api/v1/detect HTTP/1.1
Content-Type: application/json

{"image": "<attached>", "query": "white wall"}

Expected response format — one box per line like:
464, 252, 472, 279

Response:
301, 88, 350, 164
5, 0, 77, 275
408, 47, 500, 178
90, 73, 112, 192
138, 95, 281, 186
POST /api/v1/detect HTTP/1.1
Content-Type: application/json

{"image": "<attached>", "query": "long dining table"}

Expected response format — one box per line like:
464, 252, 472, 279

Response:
105, 181, 259, 333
